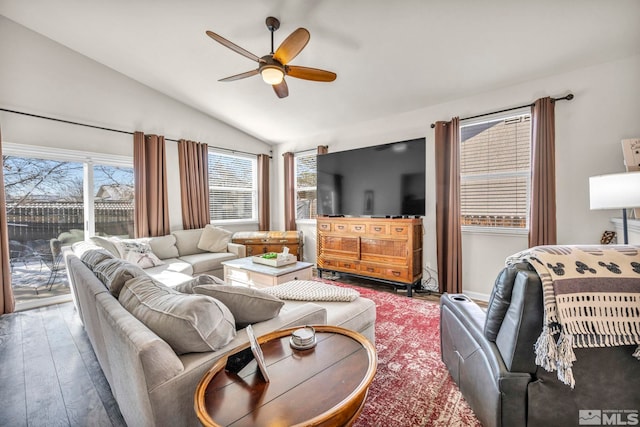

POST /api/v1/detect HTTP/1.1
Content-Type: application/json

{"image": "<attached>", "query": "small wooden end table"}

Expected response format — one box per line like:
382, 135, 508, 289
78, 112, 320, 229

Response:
222, 256, 314, 289
194, 325, 377, 427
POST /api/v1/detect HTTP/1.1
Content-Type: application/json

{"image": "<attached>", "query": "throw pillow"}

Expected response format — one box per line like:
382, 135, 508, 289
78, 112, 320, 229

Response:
148, 234, 179, 259
263, 280, 360, 302
90, 236, 123, 258
191, 285, 285, 328
119, 240, 165, 268
197, 225, 232, 253
80, 249, 114, 270
92, 258, 146, 297
174, 274, 226, 294
118, 276, 236, 354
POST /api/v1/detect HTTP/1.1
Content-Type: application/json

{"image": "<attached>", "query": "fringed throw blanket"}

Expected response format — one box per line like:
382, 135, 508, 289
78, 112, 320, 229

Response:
507, 245, 640, 388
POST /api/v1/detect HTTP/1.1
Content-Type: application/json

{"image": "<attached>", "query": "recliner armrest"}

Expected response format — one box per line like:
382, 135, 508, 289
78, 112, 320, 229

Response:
441, 293, 531, 379
441, 293, 532, 427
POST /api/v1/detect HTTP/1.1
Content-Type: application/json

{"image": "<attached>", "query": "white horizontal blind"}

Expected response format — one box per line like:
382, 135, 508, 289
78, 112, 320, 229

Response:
460, 112, 531, 229
208, 151, 257, 221
295, 153, 318, 219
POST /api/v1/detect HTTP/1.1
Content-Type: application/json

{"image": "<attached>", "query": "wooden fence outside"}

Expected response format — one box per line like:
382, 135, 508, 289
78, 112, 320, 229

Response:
7, 201, 134, 243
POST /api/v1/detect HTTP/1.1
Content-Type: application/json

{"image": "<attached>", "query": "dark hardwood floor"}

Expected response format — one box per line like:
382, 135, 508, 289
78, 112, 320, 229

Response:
0, 275, 459, 427
0, 302, 126, 427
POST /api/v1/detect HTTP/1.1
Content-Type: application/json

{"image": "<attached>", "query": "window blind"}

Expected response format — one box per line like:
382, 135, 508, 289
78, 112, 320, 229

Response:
295, 153, 318, 219
208, 151, 256, 221
460, 114, 531, 228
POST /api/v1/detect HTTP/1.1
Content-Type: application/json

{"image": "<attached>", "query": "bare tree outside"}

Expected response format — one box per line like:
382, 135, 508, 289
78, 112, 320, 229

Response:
3, 154, 134, 305
3, 156, 84, 208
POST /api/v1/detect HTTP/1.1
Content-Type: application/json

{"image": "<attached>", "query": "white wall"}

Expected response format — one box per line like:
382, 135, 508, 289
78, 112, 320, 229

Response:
274, 54, 640, 300
3, 17, 639, 298
0, 16, 271, 231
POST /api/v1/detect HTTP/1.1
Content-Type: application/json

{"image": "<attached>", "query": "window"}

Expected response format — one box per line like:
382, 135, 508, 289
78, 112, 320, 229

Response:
93, 165, 135, 237
3, 148, 134, 243
3, 143, 133, 307
459, 110, 531, 229
295, 152, 317, 219
208, 150, 257, 222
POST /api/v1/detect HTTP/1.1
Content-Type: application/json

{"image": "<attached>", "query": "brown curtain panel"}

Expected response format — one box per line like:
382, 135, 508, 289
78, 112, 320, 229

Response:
434, 118, 462, 294
257, 154, 270, 231
283, 152, 296, 231
529, 97, 557, 247
133, 132, 170, 238
178, 139, 210, 230
0, 128, 16, 314
317, 145, 328, 155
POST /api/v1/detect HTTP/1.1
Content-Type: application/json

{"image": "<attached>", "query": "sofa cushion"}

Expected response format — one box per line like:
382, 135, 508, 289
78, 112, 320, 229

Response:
197, 225, 232, 253
189, 284, 284, 328
71, 241, 100, 257
90, 236, 123, 258
148, 234, 180, 259
282, 297, 376, 338
120, 240, 165, 268
145, 269, 194, 288
178, 252, 237, 274
80, 249, 114, 270
92, 258, 146, 297
172, 228, 205, 256
144, 258, 193, 276
118, 276, 236, 354
174, 275, 226, 293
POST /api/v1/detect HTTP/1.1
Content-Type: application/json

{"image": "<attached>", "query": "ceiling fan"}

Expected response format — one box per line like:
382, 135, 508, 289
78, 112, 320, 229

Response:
205, 17, 337, 99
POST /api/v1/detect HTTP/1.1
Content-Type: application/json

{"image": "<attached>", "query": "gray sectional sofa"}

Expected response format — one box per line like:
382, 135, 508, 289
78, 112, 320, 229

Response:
64, 232, 376, 427
90, 226, 246, 283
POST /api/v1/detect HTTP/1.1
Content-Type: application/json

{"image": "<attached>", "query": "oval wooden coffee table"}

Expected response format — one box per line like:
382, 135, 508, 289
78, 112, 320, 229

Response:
194, 325, 377, 427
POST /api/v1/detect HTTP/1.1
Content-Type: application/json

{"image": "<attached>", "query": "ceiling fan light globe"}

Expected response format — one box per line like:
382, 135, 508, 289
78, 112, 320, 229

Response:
261, 66, 284, 85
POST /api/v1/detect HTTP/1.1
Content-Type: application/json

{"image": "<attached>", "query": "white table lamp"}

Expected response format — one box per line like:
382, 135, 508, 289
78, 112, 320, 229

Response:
589, 171, 640, 244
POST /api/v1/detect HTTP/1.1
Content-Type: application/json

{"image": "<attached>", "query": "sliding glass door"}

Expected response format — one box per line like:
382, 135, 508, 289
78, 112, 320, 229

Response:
3, 145, 133, 309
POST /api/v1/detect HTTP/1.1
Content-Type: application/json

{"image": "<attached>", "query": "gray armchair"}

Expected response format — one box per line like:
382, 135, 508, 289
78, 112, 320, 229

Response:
440, 262, 640, 427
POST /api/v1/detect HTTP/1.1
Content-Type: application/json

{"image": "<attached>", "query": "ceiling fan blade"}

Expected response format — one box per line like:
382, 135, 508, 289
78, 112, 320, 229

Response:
273, 79, 289, 98
218, 69, 259, 82
206, 30, 260, 62
273, 28, 310, 65
287, 65, 336, 82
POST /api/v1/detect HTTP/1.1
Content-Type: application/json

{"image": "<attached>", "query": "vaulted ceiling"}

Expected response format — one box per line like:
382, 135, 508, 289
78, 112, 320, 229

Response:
1, 0, 639, 144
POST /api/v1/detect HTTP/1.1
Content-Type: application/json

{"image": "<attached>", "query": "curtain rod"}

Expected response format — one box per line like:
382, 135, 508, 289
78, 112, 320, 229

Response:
289, 147, 320, 156
0, 107, 270, 158
429, 93, 574, 128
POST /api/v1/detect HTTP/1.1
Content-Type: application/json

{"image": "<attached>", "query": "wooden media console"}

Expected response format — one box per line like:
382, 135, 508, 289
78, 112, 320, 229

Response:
316, 217, 423, 296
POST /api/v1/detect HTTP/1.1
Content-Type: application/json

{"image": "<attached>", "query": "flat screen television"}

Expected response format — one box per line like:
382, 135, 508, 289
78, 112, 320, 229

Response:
317, 138, 426, 217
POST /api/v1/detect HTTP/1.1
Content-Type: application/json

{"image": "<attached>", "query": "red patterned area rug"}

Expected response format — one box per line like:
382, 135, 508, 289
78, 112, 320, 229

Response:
319, 279, 482, 427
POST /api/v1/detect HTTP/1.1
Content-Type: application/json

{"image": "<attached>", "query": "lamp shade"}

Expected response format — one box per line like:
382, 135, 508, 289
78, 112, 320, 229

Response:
589, 171, 640, 210
261, 66, 284, 85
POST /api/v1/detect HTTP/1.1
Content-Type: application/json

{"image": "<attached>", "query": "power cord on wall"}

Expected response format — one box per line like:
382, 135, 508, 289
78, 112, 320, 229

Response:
414, 265, 439, 294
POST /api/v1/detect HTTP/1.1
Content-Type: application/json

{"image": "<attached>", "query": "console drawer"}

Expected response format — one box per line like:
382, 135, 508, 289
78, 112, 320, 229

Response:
317, 222, 332, 232
359, 263, 383, 275
349, 223, 367, 233
384, 267, 410, 281
390, 225, 409, 235
367, 223, 389, 235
